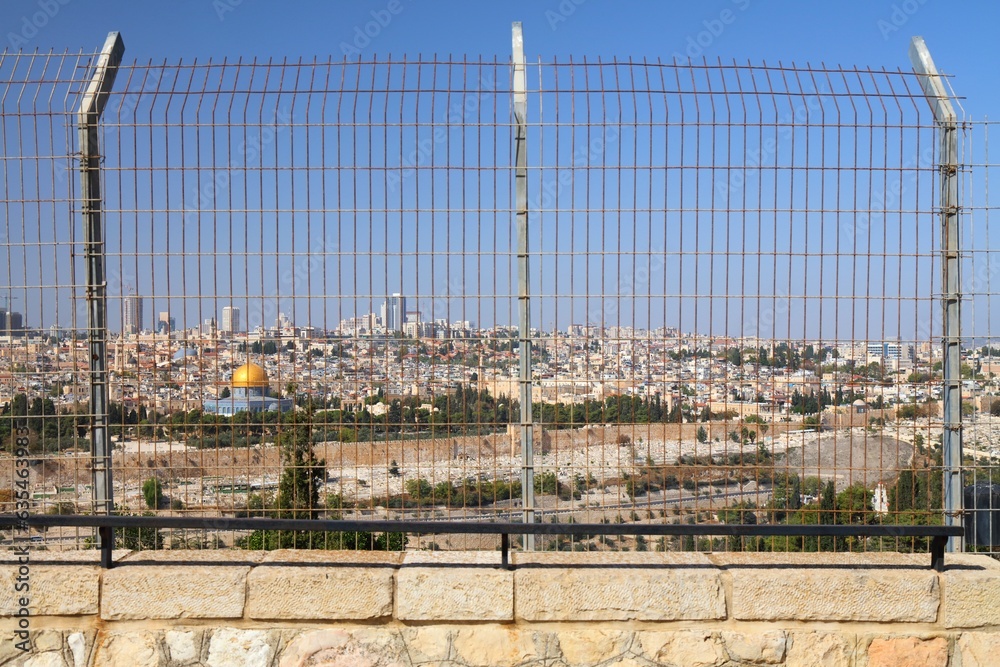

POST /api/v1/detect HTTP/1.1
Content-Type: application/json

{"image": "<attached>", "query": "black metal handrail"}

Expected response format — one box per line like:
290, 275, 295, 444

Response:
0, 514, 963, 571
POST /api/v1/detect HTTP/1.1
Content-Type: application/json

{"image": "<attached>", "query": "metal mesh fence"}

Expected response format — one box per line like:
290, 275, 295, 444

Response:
0, 35, 985, 555
959, 119, 1000, 553
1, 48, 106, 550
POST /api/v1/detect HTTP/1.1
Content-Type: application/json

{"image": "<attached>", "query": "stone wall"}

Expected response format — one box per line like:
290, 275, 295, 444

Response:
2, 549, 1000, 666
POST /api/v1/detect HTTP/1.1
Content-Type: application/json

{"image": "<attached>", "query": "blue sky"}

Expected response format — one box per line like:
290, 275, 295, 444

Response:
3, 1, 991, 105
3, 1, 999, 341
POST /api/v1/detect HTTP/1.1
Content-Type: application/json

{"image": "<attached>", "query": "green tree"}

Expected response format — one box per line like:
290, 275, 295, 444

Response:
241, 413, 405, 550
890, 469, 917, 512
835, 483, 873, 525
142, 478, 164, 509
770, 474, 801, 521
275, 416, 325, 519
406, 478, 434, 502
819, 481, 836, 524
718, 501, 758, 525
114, 508, 163, 550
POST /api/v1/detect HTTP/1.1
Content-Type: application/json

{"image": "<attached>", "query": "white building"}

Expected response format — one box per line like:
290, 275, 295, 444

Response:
123, 293, 143, 335
381, 294, 406, 332
221, 306, 241, 335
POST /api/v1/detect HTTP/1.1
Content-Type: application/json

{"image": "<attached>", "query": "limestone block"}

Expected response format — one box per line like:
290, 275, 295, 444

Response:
785, 633, 856, 667
22, 653, 68, 667
514, 552, 724, 621
206, 629, 277, 667
165, 630, 202, 664
398, 627, 454, 665
102, 565, 249, 619
33, 630, 63, 653
943, 556, 1000, 628
865, 636, 949, 667
67, 632, 90, 667
0, 565, 99, 616
637, 631, 727, 667
94, 631, 165, 667
713, 552, 930, 568
720, 631, 787, 664
0, 550, 131, 565
557, 629, 635, 665
70, 630, 98, 667
0, 631, 24, 663
430, 626, 547, 667
278, 628, 409, 667
942, 553, 1000, 570
247, 551, 397, 620
277, 630, 354, 667
722, 555, 939, 622
955, 632, 1000, 667
396, 552, 512, 621
117, 549, 263, 565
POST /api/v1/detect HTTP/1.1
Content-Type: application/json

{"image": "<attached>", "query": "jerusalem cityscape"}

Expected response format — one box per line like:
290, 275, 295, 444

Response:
7, 2, 1000, 665
2, 289, 992, 551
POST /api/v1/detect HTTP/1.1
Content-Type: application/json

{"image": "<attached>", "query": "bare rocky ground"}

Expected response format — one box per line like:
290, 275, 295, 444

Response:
781, 429, 914, 490
4, 422, 912, 510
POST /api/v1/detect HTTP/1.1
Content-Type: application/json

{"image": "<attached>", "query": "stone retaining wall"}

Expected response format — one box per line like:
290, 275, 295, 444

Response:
2, 549, 999, 666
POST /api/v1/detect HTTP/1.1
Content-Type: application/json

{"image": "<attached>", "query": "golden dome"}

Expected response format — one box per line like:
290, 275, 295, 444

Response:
231, 362, 269, 388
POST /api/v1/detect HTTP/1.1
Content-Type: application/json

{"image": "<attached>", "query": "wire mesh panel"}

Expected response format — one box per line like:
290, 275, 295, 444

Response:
524, 59, 945, 553
959, 119, 1000, 555
96, 56, 523, 551
1, 42, 972, 555
0, 49, 106, 550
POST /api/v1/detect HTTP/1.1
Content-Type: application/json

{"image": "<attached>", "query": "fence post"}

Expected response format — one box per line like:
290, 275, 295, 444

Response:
78, 32, 125, 564
909, 36, 963, 552
512, 22, 534, 549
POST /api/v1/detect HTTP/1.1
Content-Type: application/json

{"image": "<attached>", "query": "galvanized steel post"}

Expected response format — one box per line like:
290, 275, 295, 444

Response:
909, 36, 963, 552
512, 22, 534, 549
78, 32, 125, 559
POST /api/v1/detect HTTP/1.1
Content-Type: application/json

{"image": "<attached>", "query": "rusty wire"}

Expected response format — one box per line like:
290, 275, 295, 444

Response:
0, 48, 980, 554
